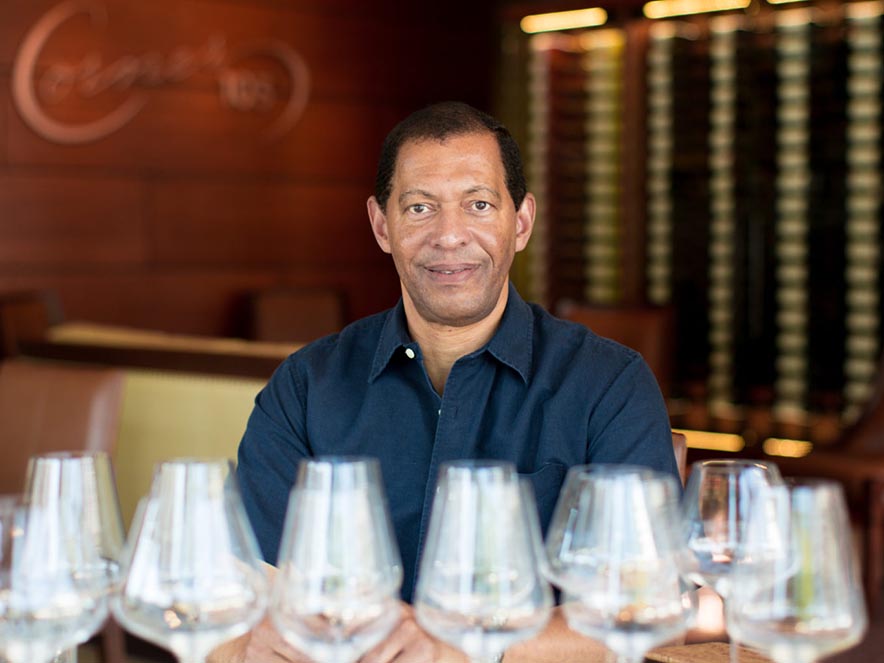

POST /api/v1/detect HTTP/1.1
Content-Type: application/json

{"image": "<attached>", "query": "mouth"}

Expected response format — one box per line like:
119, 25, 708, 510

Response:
424, 264, 478, 282
428, 267, 471, 275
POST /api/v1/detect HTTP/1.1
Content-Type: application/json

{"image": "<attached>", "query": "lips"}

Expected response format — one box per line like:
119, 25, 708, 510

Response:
428, 266, 471, 274
424, 263, 478, 282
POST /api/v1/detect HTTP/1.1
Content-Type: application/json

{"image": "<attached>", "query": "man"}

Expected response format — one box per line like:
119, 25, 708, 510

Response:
217, 101, 678, 662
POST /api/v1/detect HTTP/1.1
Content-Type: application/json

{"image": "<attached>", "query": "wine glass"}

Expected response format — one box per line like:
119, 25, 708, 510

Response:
26, 450, 127, 663
271, 456, 403, 663
414, 461, 552, 663
544, 464, 687, 663
0, 495, 108, 663
680, 459, 783, 662
727, 479, 867, 663
112, 458, 268, 663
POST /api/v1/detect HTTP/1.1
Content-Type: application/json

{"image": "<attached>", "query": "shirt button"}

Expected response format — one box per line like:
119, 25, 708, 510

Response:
405, 348, 416, 359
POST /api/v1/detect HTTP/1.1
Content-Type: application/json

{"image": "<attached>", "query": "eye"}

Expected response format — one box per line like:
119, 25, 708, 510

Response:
471, 200, 492, 212
407, 203, 429, 215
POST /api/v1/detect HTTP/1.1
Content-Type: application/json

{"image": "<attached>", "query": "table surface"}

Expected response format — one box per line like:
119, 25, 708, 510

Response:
646, 642, 772, 663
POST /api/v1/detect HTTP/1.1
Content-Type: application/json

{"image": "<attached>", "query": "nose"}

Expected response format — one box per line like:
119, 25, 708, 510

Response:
431, 205, 469, 248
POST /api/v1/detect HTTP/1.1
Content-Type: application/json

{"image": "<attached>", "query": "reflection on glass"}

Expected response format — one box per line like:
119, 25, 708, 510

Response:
0, 495, 107, 663
415, 461, 552, 663
271, 457, 403, 663
545, 465, 687, 663
112, 458, 267, 663
25, 451, 127, 663
728, 480, 867, 663
680, 459, 783, 663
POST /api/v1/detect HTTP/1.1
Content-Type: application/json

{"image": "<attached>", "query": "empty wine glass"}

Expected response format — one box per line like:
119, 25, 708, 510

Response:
0, 495, 108, 663
112, 458, 268, 663
680, 458, 783, 662
271, 456, 403, 663
414, 461, 552, 663
727, 479, 867, 663
25, 451, 127, 663
681, 460, 783, 596
544, 464, 687, 663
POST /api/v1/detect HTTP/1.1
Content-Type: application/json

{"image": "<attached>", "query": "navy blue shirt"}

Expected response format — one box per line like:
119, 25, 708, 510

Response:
237, 283, 678, 602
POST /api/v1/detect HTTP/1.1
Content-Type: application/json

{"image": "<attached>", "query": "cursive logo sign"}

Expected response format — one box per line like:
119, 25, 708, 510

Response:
11, 0, 311, 145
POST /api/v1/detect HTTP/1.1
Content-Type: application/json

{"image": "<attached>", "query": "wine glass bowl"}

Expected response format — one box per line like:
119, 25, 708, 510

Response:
25, 451, 126, 595
414, 461, 552, 663
727, 479, 867, 663
0, 495, 108, 663
545, 464, 687, 663
680, 459, 784, 663
112, 458, 268, 663
680, 459, 783, 600
271, 456, 403, 663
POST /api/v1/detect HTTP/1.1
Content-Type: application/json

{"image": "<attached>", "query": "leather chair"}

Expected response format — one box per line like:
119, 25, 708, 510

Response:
0, 358, 127, 663
0, 290, 62, 359
672, 430, 687, 486
557, 301, 675, 398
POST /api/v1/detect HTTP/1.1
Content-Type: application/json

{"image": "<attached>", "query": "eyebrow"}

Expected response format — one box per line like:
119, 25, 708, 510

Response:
465, 186, 502, 202
398, 189, 437, 205
398, 185, 502, 205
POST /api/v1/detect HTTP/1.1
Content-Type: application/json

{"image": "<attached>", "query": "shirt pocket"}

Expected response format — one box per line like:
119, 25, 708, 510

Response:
520, 461, 568, 532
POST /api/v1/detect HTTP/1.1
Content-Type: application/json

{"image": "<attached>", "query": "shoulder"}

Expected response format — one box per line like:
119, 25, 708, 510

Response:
266, 308, 391, 392
528, 302, 642, 376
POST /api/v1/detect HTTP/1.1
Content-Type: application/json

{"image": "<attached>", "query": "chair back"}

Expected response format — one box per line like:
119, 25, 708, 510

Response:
557, 301, 675, 397
0, 290, 62, 359
0, 358, 125, 493
672, 430, 687, 486
248, 287, 344, 342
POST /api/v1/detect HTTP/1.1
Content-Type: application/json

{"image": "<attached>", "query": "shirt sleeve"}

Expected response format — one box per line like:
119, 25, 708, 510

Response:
236, 358, 311, 565
585, 352, 681, 482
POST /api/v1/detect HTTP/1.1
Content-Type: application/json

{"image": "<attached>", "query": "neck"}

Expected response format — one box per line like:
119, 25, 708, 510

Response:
404, 287, 509, 395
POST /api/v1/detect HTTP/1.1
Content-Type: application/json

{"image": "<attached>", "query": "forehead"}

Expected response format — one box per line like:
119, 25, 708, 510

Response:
392, 132, 505, 191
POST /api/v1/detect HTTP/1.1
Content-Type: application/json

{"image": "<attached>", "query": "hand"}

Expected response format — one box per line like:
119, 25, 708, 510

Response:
208, 614, 313, 663
359, 603, 444, 663
242, 615, 315, 663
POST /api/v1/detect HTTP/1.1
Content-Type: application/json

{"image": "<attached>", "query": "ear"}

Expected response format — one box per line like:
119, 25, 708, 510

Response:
514, 192, 535, 253
367, 196, 392, 254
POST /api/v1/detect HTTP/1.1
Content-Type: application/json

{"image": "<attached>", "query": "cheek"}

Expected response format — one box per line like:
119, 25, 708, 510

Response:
473, 226, 515, 258
388, 229, 425, 261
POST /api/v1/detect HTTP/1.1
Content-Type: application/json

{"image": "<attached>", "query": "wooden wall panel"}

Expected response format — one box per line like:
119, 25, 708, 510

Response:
0, 173, 146, 265
0, 1, 490, 103
0, 266, 400, 336
150, 181, 379, 266
0, 0, 493, 337
8, 93, 393, 178
0, 79, 6, 165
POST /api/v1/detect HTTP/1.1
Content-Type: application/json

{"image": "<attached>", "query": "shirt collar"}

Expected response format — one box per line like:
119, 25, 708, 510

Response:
369, 282, 534, 384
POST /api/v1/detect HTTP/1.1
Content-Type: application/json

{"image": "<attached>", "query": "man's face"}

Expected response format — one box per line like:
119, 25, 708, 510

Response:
367, 131, 534, 328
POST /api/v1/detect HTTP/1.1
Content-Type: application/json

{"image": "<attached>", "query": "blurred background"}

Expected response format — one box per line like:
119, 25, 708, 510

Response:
3, 0, 884, 459
5, 0, 884, 655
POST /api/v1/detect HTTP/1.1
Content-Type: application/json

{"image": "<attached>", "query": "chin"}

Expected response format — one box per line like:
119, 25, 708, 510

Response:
423, 303, 497, 328
407, 283, 504, 327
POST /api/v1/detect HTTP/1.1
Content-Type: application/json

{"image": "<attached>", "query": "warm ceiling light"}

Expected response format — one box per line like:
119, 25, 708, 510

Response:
643, 0, 751, 19
762, 437, 813, 458
520, 7, 608, 34
847, 1, 884, 19
674, 429, 746, 452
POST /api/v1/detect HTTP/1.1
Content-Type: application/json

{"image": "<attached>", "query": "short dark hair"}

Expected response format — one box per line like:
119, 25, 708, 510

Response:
374, 101, 527, 212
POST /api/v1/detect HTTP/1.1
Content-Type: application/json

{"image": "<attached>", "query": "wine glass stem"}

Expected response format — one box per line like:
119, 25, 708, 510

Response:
729, 636, 739, 663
